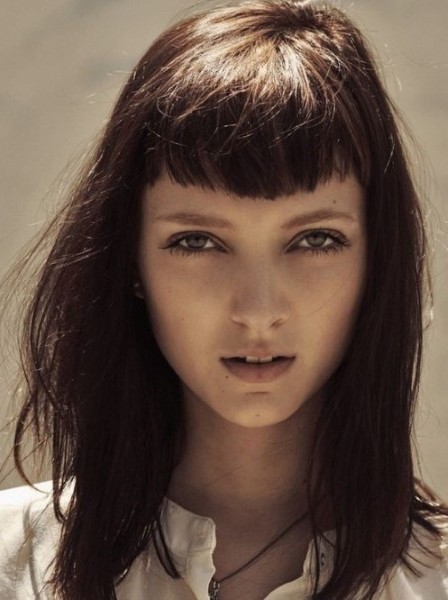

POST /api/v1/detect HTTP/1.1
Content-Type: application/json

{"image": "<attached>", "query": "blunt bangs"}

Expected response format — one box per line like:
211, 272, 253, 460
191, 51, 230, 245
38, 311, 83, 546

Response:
138, 3, 384, 199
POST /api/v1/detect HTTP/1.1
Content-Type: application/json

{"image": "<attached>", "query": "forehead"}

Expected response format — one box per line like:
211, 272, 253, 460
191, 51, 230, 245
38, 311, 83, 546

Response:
141, 172, 365, 225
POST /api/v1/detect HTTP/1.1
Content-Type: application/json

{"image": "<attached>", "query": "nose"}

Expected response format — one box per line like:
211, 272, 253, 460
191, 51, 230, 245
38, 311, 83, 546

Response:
229, 261, 290, 331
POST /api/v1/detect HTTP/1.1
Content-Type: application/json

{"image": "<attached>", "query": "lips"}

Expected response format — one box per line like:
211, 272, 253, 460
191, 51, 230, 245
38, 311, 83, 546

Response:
221, 356, 295, 383
222, 350, 295, 360
228, 356, 286, 363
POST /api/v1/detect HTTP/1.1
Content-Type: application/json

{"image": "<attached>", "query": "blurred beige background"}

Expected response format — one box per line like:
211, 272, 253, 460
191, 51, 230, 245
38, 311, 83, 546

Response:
0, 0, 447, 496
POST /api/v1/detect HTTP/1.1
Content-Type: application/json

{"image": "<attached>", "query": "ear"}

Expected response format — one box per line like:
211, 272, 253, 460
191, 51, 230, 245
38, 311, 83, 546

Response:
132, 279, 145, 299
132, 265, 145, 299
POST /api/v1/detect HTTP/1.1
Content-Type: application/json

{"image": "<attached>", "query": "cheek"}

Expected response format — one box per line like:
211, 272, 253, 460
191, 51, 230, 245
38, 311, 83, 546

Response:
320, 274, 365, 365
303, 257, 365, 362
139, 262, 208, 362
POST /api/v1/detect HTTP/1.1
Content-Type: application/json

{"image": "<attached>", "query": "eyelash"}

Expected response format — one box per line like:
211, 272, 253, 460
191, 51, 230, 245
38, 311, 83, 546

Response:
164, 230, 350, 257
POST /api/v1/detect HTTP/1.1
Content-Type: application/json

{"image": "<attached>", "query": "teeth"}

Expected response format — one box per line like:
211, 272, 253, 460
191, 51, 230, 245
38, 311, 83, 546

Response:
244, 356, 274, 364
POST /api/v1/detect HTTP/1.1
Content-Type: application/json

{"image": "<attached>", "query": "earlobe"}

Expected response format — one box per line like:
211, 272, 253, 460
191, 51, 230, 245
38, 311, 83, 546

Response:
132, 263, 146, 299
132, 278, 145, 299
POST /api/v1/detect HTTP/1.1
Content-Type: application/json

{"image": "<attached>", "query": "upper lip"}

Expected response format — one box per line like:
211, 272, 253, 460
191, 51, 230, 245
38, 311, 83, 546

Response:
222, 350, 295, 359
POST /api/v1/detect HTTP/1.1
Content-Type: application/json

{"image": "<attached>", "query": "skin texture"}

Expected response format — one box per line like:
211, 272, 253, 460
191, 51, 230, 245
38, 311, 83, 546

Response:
137, 172, 366, 430
136, 172, 367, 593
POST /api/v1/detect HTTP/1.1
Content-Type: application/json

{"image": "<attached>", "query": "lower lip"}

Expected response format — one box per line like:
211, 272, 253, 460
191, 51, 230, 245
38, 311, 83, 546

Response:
221, 358, 295, 383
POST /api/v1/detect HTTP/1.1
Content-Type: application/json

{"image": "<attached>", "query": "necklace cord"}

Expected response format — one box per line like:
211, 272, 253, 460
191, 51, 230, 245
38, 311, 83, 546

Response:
212, 507, 310, 586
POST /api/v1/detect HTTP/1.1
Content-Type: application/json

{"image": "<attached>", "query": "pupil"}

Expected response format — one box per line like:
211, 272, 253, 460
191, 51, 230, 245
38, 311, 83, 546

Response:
189, 235, 206, 248
307, 233, 326, 247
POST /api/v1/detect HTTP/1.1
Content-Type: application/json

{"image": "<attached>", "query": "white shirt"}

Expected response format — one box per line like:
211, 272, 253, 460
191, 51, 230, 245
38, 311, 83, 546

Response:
1, 481, 448, 599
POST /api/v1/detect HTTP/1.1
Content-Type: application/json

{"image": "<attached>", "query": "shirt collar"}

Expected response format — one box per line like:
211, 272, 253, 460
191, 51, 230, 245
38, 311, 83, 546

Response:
159, 496, 336, 598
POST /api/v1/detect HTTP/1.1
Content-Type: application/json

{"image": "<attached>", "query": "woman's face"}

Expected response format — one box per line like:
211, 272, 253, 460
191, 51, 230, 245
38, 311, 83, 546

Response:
137, 172, 366, 428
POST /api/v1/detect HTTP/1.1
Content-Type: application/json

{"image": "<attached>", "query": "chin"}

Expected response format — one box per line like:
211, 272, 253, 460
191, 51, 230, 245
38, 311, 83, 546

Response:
218, 404, 306, 429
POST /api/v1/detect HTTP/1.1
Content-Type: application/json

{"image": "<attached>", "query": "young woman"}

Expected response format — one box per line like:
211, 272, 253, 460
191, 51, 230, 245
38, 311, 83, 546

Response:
0, 0, 447, 598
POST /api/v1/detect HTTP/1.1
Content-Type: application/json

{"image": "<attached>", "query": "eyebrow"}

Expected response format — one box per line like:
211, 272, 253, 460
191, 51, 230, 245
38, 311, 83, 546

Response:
155, 208, 357, 230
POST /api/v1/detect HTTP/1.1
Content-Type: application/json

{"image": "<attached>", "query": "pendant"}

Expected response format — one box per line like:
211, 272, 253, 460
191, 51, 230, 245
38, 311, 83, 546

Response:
208, 578, 220, 600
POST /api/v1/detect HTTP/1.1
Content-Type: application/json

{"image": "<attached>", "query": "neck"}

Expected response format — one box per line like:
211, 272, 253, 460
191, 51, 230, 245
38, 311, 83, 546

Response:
168, 394, 327, 533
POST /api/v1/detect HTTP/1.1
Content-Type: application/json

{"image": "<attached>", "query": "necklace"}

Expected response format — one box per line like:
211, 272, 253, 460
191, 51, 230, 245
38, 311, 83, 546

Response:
207, 508, 310, 600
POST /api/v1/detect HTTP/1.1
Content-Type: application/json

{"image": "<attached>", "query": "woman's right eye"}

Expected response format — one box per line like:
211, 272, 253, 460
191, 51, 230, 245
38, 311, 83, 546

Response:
165, 233, 221, 257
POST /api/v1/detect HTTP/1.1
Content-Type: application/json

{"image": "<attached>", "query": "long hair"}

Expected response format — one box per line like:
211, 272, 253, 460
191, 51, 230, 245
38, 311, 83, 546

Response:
2, 0, 447, 598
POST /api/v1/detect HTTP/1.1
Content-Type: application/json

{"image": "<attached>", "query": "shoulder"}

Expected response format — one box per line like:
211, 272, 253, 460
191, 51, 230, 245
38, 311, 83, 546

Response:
0, 480, 53, 508
0, 480, 56, 554
383, 517, 448, 599
0, 481, 66, 599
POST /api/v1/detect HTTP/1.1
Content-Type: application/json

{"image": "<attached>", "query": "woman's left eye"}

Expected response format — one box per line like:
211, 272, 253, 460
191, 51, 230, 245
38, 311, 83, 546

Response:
292, 230, 349, 254
164, 230, 348, 257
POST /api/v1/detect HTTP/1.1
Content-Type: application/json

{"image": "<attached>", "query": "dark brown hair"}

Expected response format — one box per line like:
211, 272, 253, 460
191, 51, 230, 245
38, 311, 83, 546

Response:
2, 0, 448, 598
